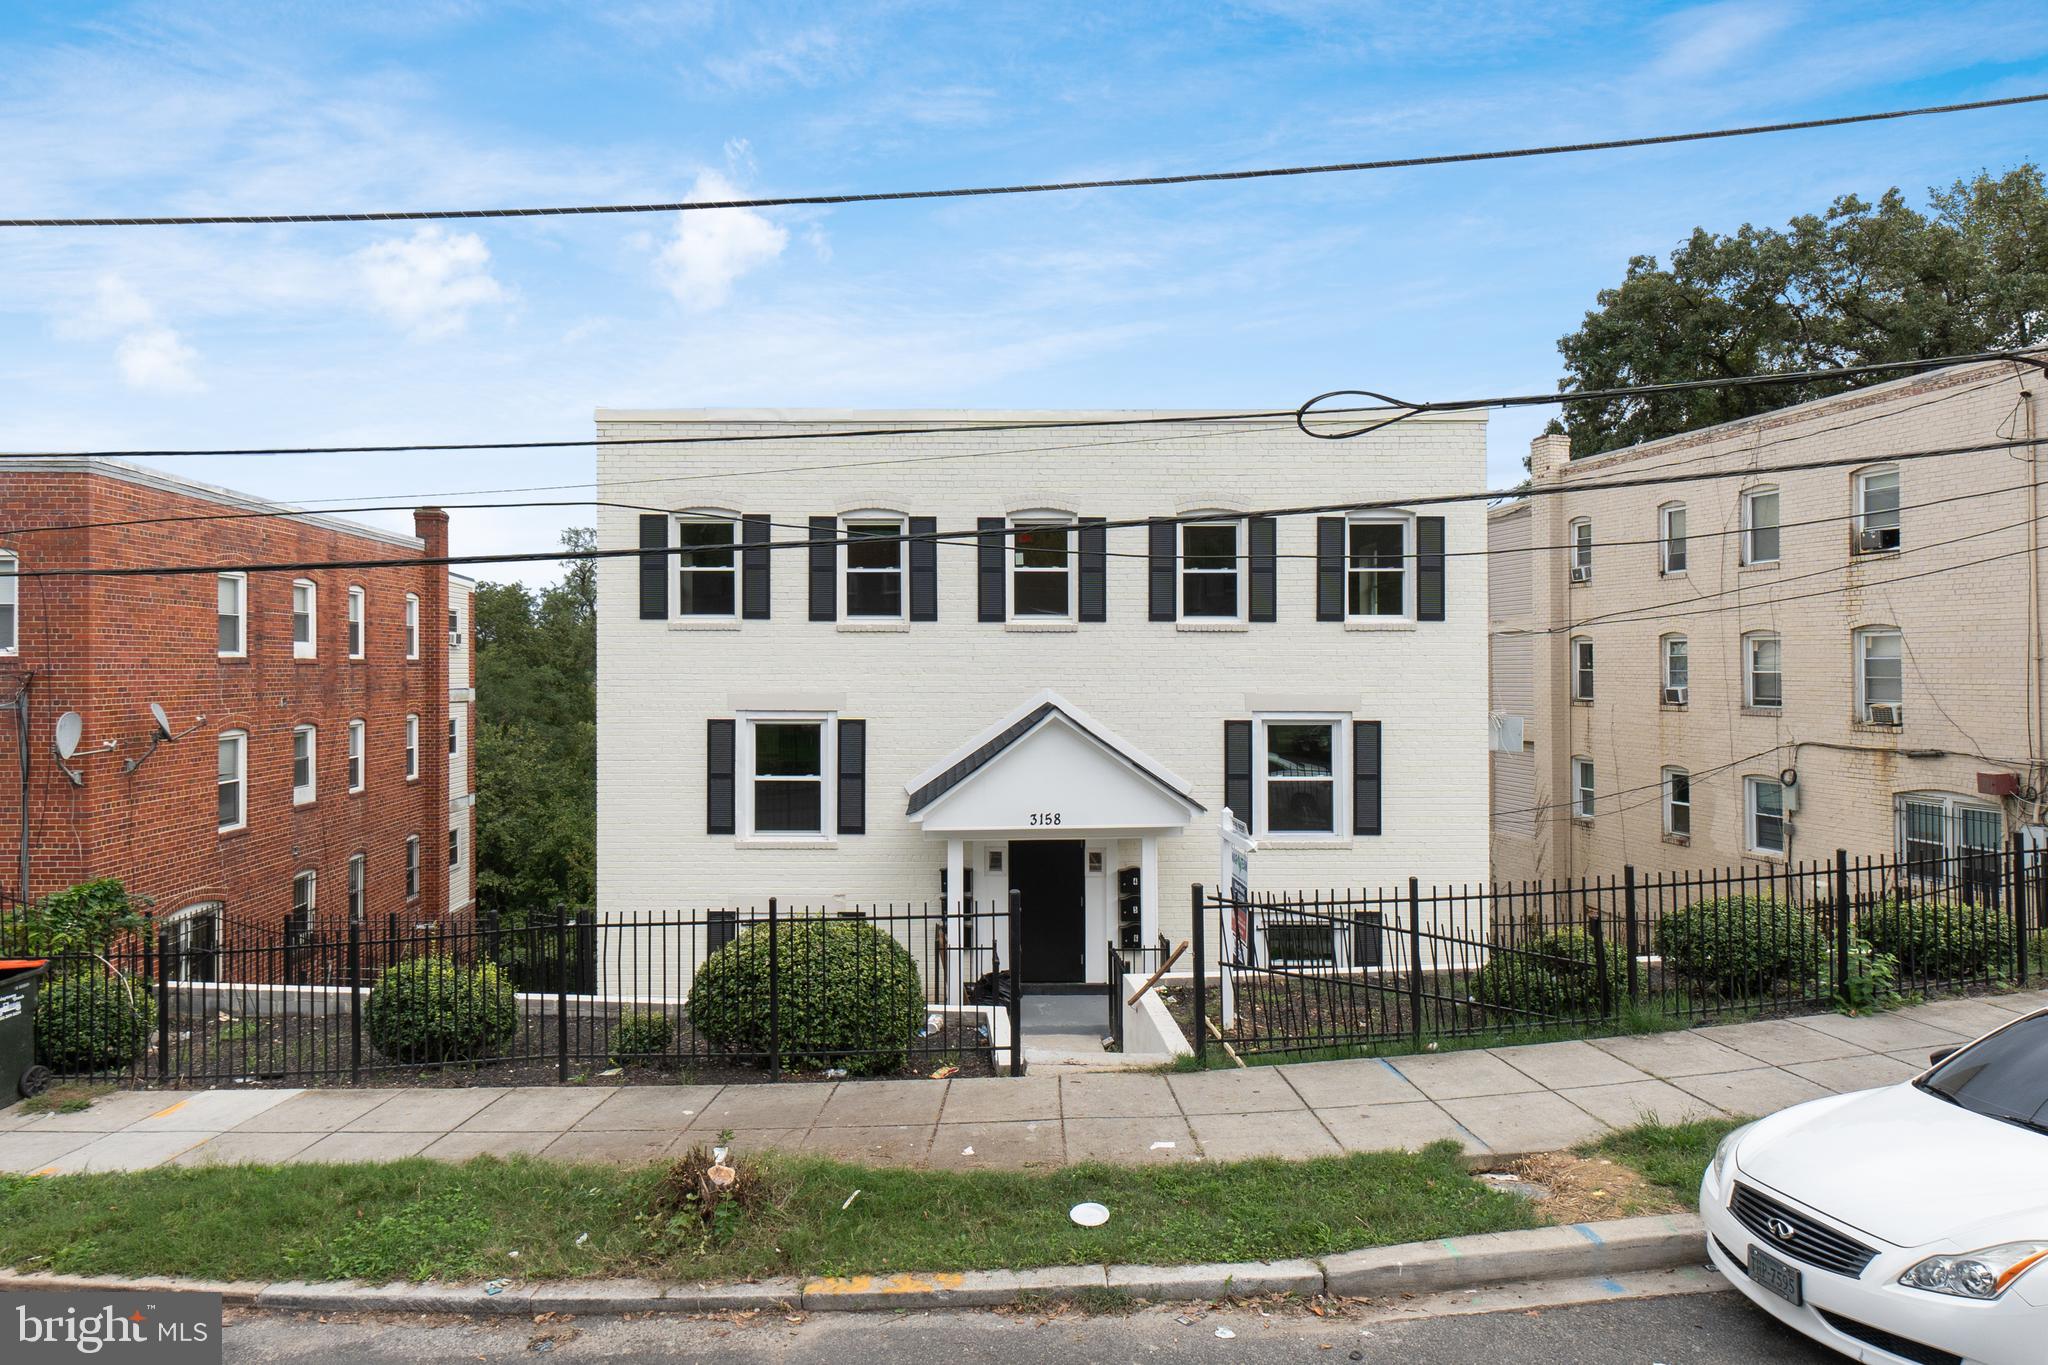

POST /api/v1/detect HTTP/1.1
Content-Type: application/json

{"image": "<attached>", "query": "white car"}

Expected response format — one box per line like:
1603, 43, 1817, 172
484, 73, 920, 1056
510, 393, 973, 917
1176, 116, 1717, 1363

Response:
1701, 1007, 2048, 1365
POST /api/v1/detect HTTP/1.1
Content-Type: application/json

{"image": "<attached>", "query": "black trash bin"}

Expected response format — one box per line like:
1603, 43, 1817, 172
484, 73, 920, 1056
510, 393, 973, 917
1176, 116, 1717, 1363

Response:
0, 959, 52, 1102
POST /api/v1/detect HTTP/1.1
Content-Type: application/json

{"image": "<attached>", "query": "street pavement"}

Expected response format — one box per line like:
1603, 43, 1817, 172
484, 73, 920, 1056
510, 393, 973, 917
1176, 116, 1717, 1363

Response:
5, 989, 2040, 1173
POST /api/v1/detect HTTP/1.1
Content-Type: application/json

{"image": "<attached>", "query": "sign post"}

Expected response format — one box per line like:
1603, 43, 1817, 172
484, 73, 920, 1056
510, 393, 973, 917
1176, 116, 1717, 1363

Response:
1217, 806, 1255, 1030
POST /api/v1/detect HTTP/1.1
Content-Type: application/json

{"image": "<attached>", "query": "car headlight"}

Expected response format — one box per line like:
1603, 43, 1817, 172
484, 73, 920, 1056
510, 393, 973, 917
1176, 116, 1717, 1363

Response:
1900, 1243, 2048, 1300
1711, 1122, 1755, 1185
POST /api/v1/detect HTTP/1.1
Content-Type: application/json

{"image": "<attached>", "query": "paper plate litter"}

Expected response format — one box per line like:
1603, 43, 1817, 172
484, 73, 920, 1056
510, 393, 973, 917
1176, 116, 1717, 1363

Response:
1068, 1201, 1110, 1227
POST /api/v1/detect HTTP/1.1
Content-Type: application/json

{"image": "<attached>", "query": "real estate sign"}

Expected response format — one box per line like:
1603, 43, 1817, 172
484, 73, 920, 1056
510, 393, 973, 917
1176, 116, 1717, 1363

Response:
1217, 807, 1255, 1029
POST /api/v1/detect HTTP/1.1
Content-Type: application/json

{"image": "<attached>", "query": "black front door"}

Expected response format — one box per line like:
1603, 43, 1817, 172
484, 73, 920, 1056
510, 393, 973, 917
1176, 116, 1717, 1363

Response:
1011, 839, 1087, 983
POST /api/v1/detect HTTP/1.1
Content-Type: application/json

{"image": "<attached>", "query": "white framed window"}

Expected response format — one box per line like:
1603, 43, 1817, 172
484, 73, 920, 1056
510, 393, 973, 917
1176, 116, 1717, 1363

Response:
1572, 755, 1595, 821
216, 730, 247, 832
1897, 792, 2003, 895
1741, 486, 1780, 565
1255, 714, 1348, 838
1658, 503, 1687, 574
292, 724, 317, 805
405, 835, 421, 900
1744, 632, 1783, 708
1745, 776, 1786, 855
404, 714, 420, 780
1180, 518, 1243, 620
346, 585, 365, 658
0, 551, 16, 655
403, 592, 420, 659
347, 719, 365, 792
1661, 634, 1689, 700
841, 513, 907, 619
164, 902, 222, 984
1571, 636, 1594, 702
449, 606, 462, 647
347, 852, 366, 924
291, 870, 316, 932
291, 579, 317, 658
1568, 518, 1592, 582
1854, 465, 1901, 552
448, 827, 460, 867
449, 713, 460, 755
215, 572, 246, 658
1010, 515, 1074, 620
1855, 626, 1903, 724
740, 713, 836, 838
1346, 514, 1412, 620
1662, 768, 1691, 839
675, 513, 739, 619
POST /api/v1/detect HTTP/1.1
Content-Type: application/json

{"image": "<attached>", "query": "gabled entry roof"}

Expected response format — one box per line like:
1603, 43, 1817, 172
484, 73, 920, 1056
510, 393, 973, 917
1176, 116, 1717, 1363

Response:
905, 690, 1204, 831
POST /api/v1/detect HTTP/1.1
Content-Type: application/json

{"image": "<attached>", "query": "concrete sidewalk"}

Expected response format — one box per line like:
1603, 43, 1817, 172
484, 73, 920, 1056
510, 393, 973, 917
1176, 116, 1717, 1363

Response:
4, 990, 2040, 1176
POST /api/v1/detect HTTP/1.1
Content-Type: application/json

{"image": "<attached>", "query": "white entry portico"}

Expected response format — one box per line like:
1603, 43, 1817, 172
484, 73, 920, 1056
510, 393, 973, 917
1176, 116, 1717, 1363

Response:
907, 691, 1203, 989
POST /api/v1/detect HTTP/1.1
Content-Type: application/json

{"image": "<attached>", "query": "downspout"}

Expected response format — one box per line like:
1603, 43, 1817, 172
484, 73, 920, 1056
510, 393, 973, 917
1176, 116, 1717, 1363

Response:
4, 674, 27, 899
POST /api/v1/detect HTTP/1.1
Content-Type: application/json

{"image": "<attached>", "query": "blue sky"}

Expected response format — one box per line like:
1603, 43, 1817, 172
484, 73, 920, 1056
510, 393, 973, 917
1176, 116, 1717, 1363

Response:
2, 1, 2045, 585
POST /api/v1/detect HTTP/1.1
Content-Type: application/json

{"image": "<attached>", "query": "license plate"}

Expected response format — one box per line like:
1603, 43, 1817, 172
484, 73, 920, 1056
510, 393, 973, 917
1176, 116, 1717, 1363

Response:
1747, 1245, 1803, 1306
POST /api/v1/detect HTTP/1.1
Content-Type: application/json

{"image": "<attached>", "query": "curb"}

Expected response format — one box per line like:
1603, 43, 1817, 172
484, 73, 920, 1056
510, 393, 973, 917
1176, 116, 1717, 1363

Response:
0, 1213, 1705, 1315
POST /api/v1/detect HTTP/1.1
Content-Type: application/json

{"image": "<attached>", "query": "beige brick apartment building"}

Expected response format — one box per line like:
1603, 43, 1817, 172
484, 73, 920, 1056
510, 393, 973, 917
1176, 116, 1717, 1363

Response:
1489, 354, 2047, 883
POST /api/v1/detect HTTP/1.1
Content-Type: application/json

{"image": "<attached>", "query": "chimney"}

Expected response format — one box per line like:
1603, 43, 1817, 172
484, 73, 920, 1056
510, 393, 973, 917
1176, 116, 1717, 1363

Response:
1528, 433, 1571, 484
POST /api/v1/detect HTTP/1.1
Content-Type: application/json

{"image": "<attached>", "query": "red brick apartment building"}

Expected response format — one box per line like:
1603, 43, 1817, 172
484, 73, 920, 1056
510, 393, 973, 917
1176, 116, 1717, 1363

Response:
0, 458, 470, 952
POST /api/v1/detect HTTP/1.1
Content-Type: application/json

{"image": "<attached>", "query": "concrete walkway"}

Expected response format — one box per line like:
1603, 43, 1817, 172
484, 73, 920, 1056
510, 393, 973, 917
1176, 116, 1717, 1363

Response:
4, 990, 2040, 1176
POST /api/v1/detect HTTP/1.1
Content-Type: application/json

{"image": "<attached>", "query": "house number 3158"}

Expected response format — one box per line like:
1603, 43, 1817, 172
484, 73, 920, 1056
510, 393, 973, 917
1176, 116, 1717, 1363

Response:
1029, 812, 1063, 826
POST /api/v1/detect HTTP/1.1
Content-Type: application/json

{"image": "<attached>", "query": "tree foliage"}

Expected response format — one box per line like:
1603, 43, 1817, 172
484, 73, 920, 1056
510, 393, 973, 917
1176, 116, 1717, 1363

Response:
473, 529, 596, 914
1553, 166, 2048, 456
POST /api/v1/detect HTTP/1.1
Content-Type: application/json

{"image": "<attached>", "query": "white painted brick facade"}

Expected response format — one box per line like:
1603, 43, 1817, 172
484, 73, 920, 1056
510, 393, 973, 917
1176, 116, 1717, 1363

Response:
596, 410, 1493, 972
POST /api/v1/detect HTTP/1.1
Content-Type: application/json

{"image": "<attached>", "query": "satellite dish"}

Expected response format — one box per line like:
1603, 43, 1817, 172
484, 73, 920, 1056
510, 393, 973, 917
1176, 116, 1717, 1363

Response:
150, 701, 172, 740
54, 712, 83, 761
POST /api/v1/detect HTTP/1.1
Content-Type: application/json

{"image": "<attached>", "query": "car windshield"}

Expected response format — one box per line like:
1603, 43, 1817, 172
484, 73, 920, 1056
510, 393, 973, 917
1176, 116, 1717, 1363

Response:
1916, 1013, 2048, 1132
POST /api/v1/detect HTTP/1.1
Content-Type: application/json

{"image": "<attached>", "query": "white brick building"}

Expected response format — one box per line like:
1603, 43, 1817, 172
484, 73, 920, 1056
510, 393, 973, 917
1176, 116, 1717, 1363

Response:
596, 409, 1492, 989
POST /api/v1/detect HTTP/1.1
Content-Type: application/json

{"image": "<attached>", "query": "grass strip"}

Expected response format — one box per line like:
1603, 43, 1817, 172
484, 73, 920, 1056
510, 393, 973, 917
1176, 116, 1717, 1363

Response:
1583, 1117, 1751, 1205
0, 1140, 1540, 1286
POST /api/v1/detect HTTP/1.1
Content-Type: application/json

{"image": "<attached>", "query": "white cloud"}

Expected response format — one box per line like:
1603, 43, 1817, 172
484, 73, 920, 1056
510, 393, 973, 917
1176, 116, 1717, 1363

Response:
55, 274, 204, 392
1646, 1, 1799, 81
653, 171, 789, 311
352, 226, 509, 337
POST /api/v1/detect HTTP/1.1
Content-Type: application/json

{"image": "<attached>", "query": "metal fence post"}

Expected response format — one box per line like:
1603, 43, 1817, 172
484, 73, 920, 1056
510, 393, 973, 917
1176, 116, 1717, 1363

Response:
767, 897, 781, 1081
1588, 911, 1613, 1019
1833, 848, 1851, 997
347, 914, 362, 1083
2012, 832, 2029, 987
1190, 883, 1206, 1065
153, 920, 170, 1084
554, 904, 570, 1084
1007, 888, 1025, 1077
1408, 877, 1424, 1048
1622, 865, 1639, 1007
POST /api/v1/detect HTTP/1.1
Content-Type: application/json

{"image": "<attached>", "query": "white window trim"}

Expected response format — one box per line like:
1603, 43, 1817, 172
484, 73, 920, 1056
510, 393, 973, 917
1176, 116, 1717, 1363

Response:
163, 901, 223, 983
292, 724, 317, 805
291, 579, 317, 659
1745, 775, 1787, 856
217, 730, 247, 833
1744, 632, 1783, 709
1854, 626, 1904, 723
404, 714, 420, 781
1178, 516, 1247, 623
216, 571, 247, 659
1662, 767, 1691, 839
1570, 635, 1594, 702
737, 710, 838, 842
347, 718, 365, 794
1572, 755, 1596, 821
1658, 503, 1688, 575
405, 835, 421, 900
0, 550, 18, 657
346, 585, 365, 659
1741, 486, 1781, 566
291, 870, 317, 927
1344, 512, 1416, 622
1854, 465, 1902, 550
1661, 633, 1689, 694
1568, 517, 1592, 581
403, 592, 420, 659
1252, 712, 1351, 841
449, 827, 460, 867
1008, 512, 1076, 623
839, 510, 908, 622
449, 712, 461, 756
1896, 791, 2003, 869
347, 852, 366, 924
673, 511, 741, 622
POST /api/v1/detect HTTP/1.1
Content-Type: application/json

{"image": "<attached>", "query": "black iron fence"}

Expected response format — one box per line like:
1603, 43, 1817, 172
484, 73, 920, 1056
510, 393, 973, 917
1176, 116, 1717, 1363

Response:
1194, 839, 2047, 1061
2, 898, 1026, 1089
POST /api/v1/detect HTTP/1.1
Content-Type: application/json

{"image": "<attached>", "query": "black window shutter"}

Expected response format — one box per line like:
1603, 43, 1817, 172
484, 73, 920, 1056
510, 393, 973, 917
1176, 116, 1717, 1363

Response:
1224, 720, 1253, 828
707, 719, 736, 835
1353, 720, 1382, 836
1417, 515, 1446, 622
808, 516, 837, 622
837, 719, 866, 834
638, 514, 668, 620
741, 514, 771, 620
1316, 517, 1345, 621
1148, 520, 1176, 621
909, 517, 938, 621
977, 517, 1005, 622
1249, 516, 1277, 622
1078, 517, 1107, 622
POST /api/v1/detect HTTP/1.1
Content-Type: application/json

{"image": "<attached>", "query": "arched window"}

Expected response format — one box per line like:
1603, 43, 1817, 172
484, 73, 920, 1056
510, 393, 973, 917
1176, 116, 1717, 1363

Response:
1657, 503, 1687, 574
1660, 634, 1688, 702
164, 902, 222, 983
1854, 465, 1901, 552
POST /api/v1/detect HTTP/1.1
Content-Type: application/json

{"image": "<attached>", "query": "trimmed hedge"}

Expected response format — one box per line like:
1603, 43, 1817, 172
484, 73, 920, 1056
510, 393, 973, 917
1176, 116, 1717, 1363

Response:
35, 972, 151, 1072
1472, 926, 1627, 1017
689, 919, 924, 1075
610, 1009, 675, 1065
364, 955, 518, 1064
1859, 896, 2006, 980
1654, 896, 1826, 999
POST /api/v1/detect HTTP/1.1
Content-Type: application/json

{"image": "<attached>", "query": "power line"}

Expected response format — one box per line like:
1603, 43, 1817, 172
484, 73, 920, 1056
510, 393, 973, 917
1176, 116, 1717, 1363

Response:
8, 93, 2042, 229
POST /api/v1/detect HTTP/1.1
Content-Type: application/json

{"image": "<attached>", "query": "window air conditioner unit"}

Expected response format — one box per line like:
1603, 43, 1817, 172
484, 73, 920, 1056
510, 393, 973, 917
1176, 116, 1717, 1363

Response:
1867, 702, 1904, 727
1858, 527, 1900, 553
1662, 685, 1688, 705
1569, 565, 1591, 583
449, 629, 464, 648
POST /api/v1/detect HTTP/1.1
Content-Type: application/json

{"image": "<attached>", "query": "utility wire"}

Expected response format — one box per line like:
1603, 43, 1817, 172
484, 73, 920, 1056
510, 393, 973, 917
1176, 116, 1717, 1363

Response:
7, 93, 2041, 229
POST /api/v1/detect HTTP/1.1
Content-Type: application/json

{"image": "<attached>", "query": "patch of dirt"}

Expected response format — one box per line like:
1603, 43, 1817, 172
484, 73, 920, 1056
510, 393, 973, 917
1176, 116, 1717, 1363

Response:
1490, 1151, 1684, 1222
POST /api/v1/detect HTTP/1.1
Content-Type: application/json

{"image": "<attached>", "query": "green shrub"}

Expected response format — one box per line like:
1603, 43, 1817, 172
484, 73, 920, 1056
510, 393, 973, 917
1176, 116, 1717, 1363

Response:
1654, 897, 1826, 999
1831, 937, 1902, 1013
688, 919, 924, 1075
1472, 926, 1627, 1017
35, 972, 152, 1073
611, 1009, 674, 1064
1859, 896, 2006, 980
364, 955, 518, 1064
488, 918, 579, 993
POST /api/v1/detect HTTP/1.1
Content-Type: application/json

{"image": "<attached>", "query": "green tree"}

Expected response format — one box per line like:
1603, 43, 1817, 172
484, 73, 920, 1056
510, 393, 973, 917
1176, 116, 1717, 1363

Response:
1553, 165, 2048, 456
